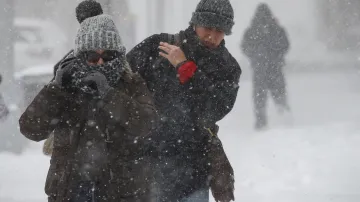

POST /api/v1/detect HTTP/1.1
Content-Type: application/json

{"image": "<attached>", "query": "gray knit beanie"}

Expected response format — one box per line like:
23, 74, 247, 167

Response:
74, 14, 126, 56
190, 0, 235, 35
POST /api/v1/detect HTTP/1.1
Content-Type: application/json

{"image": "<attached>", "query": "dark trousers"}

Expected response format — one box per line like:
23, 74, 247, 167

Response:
152, 156, 209, 202
70, 181, 97, 202
252, 64, 289, 128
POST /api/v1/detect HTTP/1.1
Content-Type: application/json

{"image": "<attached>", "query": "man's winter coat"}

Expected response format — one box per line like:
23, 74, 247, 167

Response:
241, 4, 289, 69
127, 26, 241, 201
19, 62, 157, 202
241, 4, 291, 129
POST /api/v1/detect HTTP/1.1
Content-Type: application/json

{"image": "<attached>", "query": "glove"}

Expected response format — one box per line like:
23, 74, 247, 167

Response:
51, 58, 75, 89
210, 172, 235, 202
52, 67, 66, 87
80, 72, 111, 98
209, 137, 235, 202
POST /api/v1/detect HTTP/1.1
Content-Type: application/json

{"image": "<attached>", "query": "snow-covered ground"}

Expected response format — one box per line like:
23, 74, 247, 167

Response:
1, 66, 360, 202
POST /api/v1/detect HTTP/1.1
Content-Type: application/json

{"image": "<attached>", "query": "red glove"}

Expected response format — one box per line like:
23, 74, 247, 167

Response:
177, 61, 197, 84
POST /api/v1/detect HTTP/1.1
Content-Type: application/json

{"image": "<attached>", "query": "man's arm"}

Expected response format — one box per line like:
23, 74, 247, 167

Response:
157, 42, 241, 125
280, 27, 290, 55
241, 28, 258, 58
187, 59, 241, 126
126, 34, 162, 81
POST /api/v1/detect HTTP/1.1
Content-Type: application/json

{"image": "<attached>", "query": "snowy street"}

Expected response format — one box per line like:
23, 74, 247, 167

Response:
1, 65, 360, 202
2, 0, 360, 201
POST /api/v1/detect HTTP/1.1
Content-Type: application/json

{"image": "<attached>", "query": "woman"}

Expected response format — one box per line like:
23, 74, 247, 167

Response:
19, 3, 157, 202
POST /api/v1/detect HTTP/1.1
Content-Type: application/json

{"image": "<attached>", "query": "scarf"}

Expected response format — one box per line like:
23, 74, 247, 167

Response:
68, 57, 128, 95
180, 26, 226, 62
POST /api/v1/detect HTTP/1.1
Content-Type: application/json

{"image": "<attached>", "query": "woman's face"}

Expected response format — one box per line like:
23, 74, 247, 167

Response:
83, 50, 120, 66
87, 50, 105, 65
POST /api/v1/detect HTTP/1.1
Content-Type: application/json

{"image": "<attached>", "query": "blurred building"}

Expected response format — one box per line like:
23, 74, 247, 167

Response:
15, 0, 53, 18
317, 0, 360, 51
15, 0, 137, 51
0, 0, 14, 88
10, 0, 137, 112
98, 0, 137, 50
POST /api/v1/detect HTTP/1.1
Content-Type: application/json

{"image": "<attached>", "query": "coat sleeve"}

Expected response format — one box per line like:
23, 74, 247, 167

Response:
188, 58, 241, 127
279, 27, 290, 55
53, 50, 74, 77
101, 74, 158, 137
126, 34, 161, 81
241, 28, 257, 58
19, 84, 74, 142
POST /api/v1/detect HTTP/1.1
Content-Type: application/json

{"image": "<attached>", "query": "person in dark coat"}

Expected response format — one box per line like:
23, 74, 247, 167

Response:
0, 74, 9, 122
44, 0, 103, 156
127, 0, 241, 201
241, 3, 290, 130
19, 6, 157, 202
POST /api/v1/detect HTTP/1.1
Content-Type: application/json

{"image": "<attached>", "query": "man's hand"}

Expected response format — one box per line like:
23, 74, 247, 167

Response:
159, 42, 187, 67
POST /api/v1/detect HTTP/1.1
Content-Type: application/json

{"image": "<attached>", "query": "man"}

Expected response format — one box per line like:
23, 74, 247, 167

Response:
127, 0, 241, 201
241, 3, 290, 130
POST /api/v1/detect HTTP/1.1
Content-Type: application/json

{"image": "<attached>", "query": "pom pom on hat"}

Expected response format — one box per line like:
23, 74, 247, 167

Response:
76, 0, 103, 23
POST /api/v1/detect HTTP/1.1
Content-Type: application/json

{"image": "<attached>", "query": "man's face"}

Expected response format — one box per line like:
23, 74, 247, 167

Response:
195, 26, 225, 49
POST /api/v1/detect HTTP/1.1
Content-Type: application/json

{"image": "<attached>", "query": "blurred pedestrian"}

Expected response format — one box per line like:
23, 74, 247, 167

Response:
241, 3, 290, 130
0, 74, 9, 122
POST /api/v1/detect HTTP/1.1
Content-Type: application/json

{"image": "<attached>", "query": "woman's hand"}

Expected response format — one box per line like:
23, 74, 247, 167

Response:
81, 72, 111, 98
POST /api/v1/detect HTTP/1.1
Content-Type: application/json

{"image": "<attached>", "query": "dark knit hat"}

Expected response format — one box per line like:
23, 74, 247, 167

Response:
190, 0, 235, 35
74, 1, 125, 56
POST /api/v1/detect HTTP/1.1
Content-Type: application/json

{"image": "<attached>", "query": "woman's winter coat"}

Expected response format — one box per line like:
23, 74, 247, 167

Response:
19, 59, 157, 202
